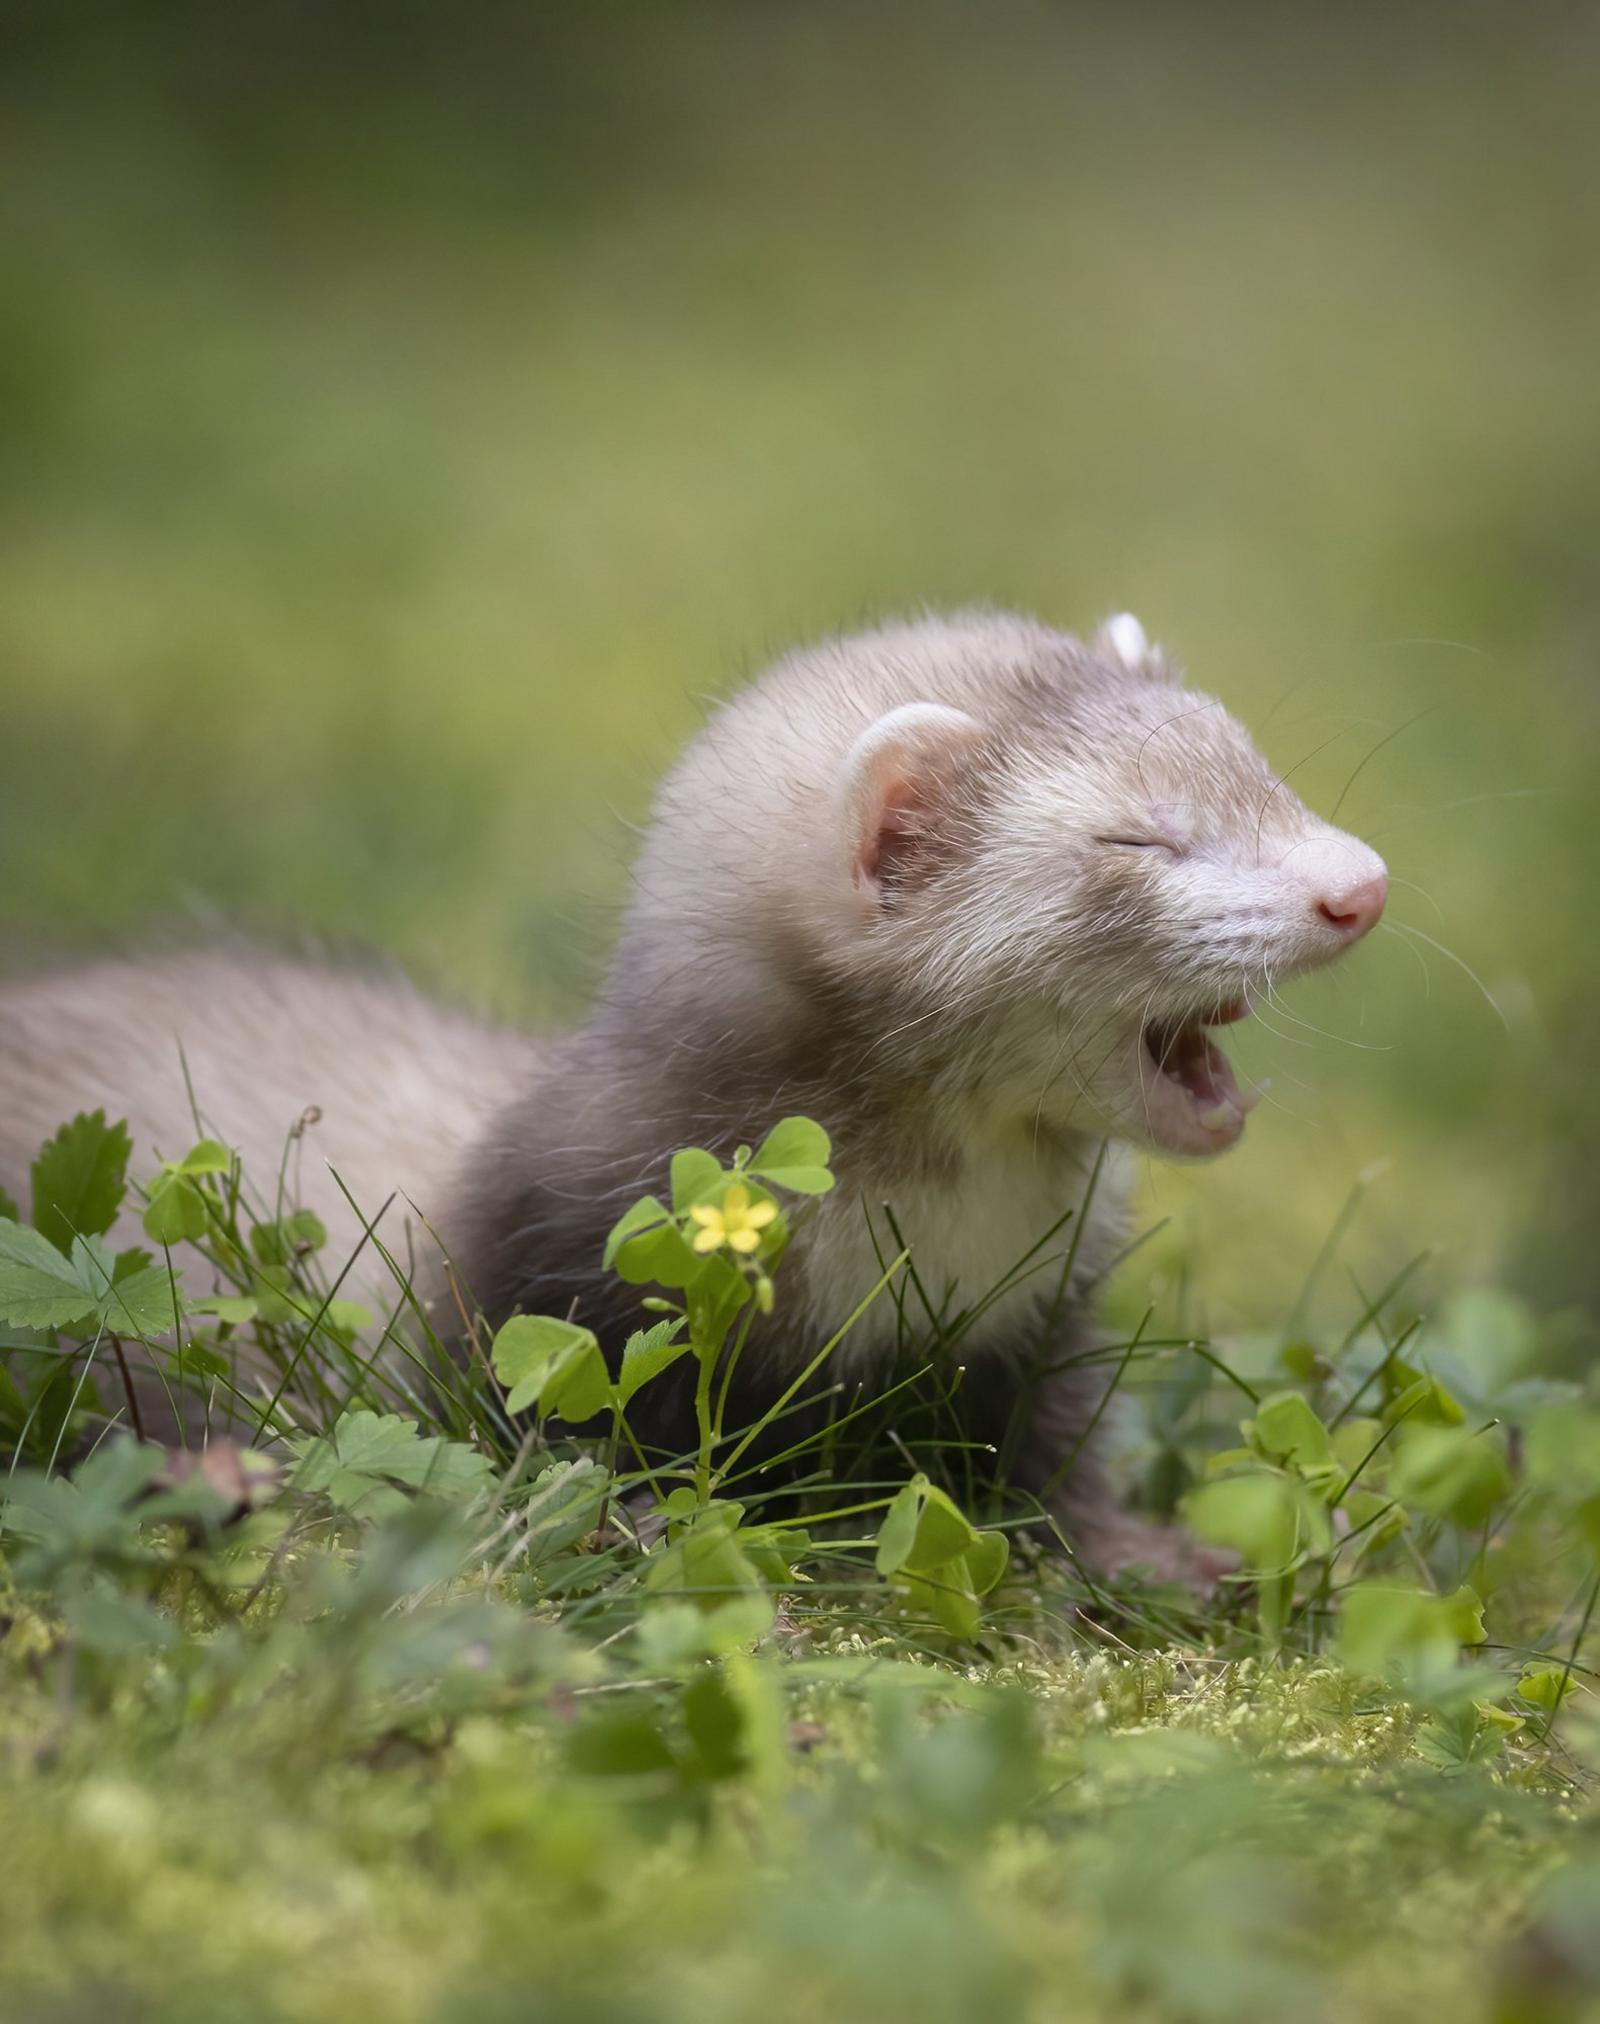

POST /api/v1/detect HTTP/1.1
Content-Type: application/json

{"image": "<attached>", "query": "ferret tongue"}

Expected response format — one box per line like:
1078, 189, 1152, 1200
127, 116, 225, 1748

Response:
1170, 1022, 1252, 1126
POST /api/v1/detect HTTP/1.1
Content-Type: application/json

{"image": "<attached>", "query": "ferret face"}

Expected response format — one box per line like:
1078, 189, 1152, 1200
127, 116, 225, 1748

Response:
838, 616, 1387, 1160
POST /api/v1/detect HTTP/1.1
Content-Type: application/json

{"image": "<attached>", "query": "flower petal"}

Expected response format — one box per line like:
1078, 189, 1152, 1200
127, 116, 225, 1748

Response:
691, 1226, 724, 1253
728, 1229, 760, 1253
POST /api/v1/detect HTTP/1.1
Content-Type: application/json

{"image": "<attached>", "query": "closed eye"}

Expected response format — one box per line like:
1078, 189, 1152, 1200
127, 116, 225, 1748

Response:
1095, 834, 1182, 855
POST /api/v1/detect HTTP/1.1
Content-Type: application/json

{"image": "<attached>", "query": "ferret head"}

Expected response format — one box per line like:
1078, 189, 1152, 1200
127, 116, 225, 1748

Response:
636, 611, 1387, 1162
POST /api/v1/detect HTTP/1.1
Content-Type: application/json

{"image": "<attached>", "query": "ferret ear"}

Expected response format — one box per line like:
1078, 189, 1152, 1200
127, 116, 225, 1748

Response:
840, 701, 985, 904
1093, 611, 1177, 681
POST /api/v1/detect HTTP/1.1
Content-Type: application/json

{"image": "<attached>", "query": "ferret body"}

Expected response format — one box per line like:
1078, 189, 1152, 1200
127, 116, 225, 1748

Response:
0, 610, 1388, 1579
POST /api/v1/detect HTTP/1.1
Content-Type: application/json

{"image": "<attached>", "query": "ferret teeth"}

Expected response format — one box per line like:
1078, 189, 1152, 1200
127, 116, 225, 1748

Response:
1196, 1102, 1239, 1131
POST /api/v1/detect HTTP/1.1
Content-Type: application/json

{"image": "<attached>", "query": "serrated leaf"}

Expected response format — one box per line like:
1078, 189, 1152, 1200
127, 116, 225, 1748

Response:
289, 1409, 494, 1517
615, 1318, 690, 1406
0, 1219, 98, 1329
68, 1587, 180, 1656
1416, 1704, 1505, 1770
97, 1260, 185, 1337
30, 1110, 132, 1254
69, 1235, 183, 1338
748, 1116, 834, 1195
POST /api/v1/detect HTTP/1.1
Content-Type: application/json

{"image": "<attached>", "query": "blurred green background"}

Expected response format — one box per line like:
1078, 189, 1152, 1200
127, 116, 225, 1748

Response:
2, 2, 1596, 1327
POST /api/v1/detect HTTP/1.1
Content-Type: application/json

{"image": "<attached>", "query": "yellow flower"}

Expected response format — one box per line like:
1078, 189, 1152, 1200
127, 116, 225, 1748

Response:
688, 1182, 777, 1256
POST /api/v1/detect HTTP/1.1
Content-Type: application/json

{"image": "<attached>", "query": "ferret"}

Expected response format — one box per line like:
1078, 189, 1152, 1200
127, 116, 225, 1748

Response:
0, 610, 1387, 1582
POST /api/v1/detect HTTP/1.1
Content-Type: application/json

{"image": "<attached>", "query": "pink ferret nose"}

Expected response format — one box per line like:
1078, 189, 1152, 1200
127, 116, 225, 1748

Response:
1315, 868, 1388, 941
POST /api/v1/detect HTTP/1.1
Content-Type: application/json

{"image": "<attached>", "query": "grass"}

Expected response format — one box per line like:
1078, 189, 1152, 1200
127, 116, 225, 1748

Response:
4, 6, 1600, 2018
5, 1105, 1600, 2022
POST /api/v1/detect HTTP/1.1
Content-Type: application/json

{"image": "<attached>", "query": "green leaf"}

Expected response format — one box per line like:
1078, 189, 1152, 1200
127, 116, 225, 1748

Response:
1329, 1416, 1387, 1478
634, 1593, 774, 1668
747, 1116, 835, 1195
30, 1111, 132, 1255
92, 1255, 185, 1337
874, 1474, 1008, 1641
1184, 1471, 1330, 1571
165, 1337, 233, 1381
1518, 1664, 1579, 1712
645, 1503, 764, 1611
684, 1251, 751, 1354
963, 1529, 1010, 1597
250, 1209, 328, 1267
615, 1318, 690, 1406
518, 1456, 610, 1566
1341, 1486, 1406, 1555
603, 1195, 704, 1287
321, 1298, 374, 1337
0, 1219, 98, 1329
1524, 1407, 1600, 1496
682, 1669, 748, 1781
603, 1195, 670, 1271
669, 1147, 723, 1213
172, 1139, 233, 1175
0, 1183, 18, 1223
1382, 1360, 1465, 1429
1388, 1424, 1511, 1528
67, 1587, 179, 1657
567, 1711, 677, 1778
740, 1524, 813, 1585
1415, 1703, 1507, 1770
0, 1437, 167, 1563
874, 1475, 980, 1575
142, 1171, 210, 1246
187, 1294, 261, 1326
1339, 1582, 1486, 1683
491, 1314, 610, 1422
1439, 1287, 1541, 1394
289, 1409, 494, 1518
1245, 1391, 1335, 1472
0, 1224, 184, 1337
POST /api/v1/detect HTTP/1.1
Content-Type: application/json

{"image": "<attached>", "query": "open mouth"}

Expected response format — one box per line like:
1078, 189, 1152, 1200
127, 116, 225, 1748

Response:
1137, 995, 1259, 1156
